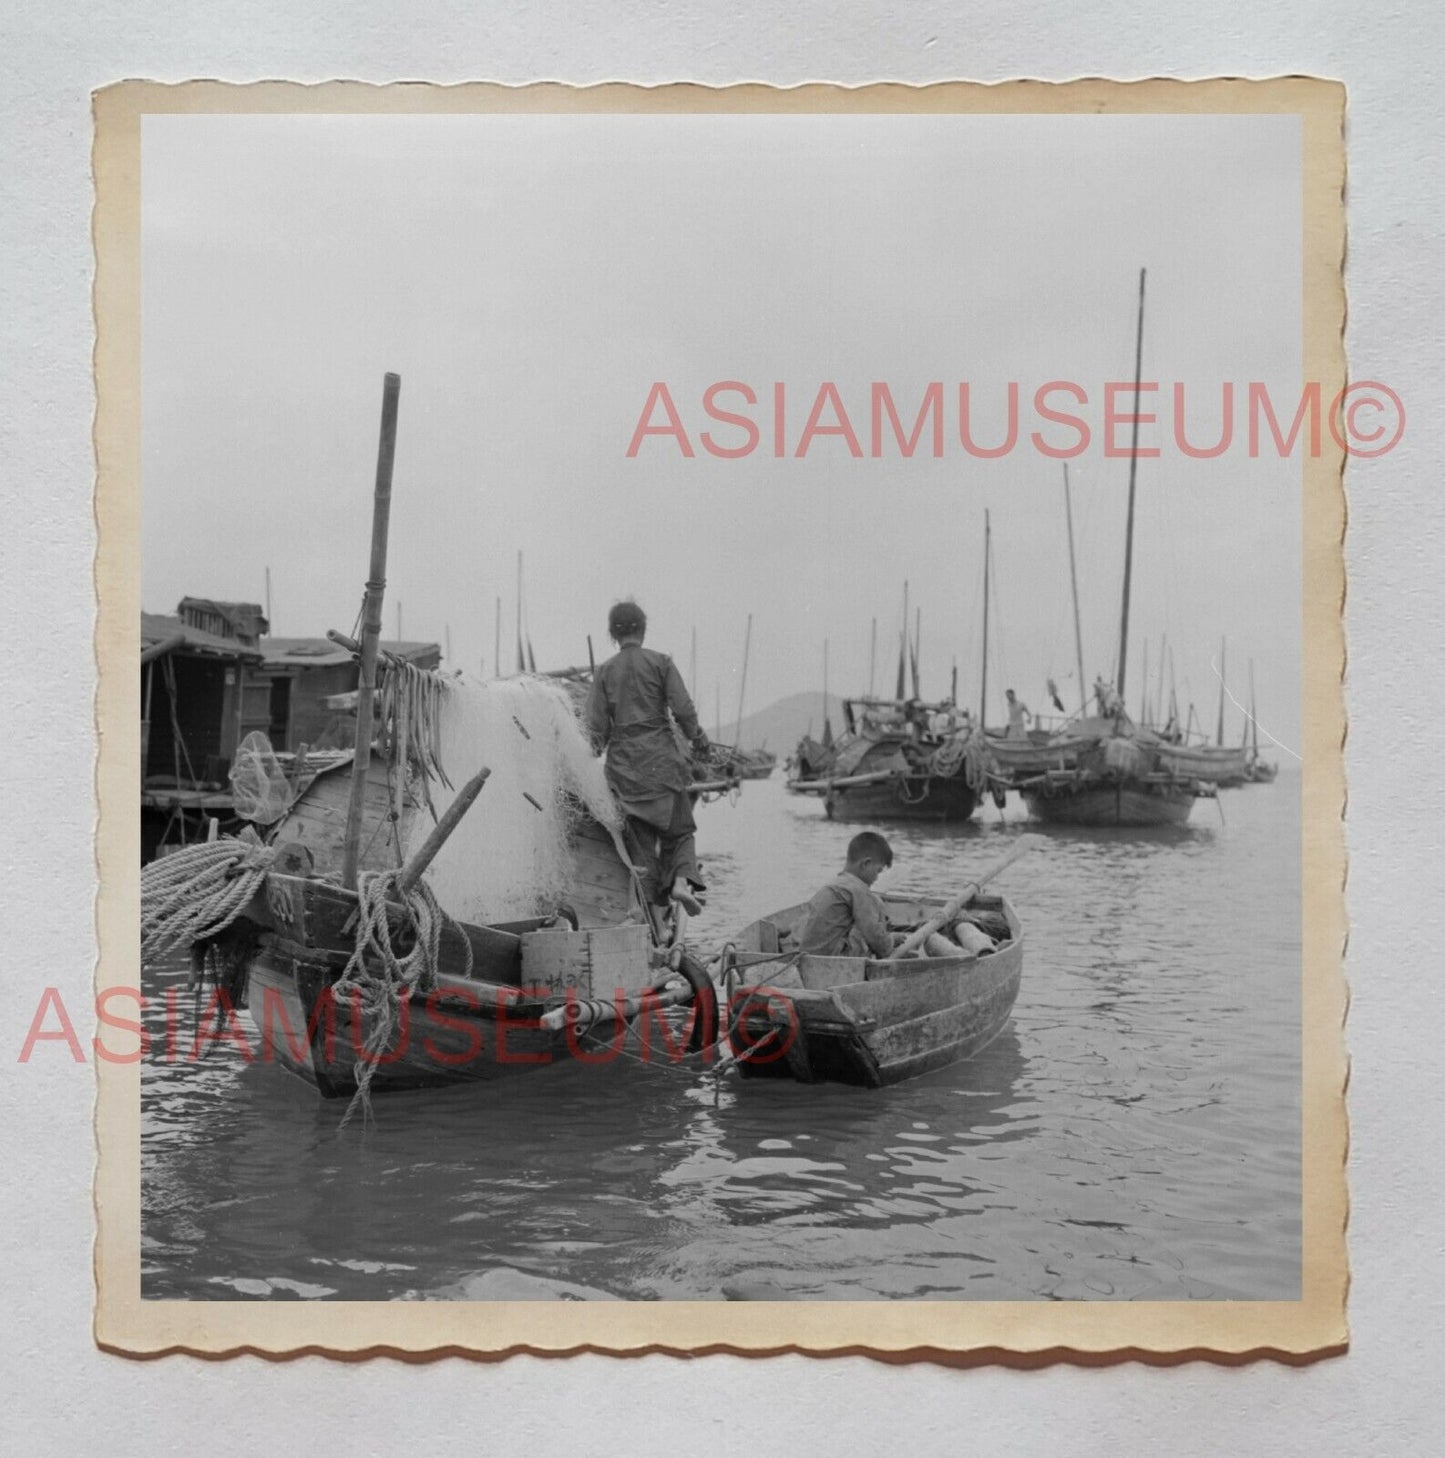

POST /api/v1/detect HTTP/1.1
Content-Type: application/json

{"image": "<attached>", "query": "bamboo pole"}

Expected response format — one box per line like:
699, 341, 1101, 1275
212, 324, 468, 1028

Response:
1115, 267, 1146, 699
397, 766, 491, 893
979, 511, 991, 726
341, 372, 401, 890
1216, 636, 1227, 745
1063, 463, 1087, 716
893, 836, 1038, 958
733, 613, 752, 748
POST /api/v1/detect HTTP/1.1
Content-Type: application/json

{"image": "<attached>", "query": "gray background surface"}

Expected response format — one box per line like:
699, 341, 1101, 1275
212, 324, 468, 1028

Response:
2, 3, 1439, 1452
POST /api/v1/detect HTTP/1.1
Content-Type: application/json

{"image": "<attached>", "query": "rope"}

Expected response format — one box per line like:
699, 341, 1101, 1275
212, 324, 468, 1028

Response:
141, 838, 277, 960
333, 868, 470, 1128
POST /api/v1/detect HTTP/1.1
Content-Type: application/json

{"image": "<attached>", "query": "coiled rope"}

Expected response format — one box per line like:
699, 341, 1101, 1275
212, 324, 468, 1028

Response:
141, 838, 277, 960
333, 868, 470, 1127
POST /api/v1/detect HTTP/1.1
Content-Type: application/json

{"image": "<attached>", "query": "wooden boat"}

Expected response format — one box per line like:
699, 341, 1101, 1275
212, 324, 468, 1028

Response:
1002, 272, 1204, 828
984, 726, 1094, 776
145, 375, 715, 1101
1154, 739, 1251, 787
1015, 717, 1210, 827
786, 697, 988, 823
189, 797, 712, 1099
722, 891, 1022, 1086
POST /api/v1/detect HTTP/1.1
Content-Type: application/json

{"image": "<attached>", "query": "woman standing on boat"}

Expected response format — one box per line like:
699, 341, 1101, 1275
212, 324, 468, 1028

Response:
585, 600, 711, 916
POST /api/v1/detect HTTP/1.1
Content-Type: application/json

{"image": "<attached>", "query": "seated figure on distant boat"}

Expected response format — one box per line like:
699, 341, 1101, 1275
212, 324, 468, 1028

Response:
585, 599, 710, 917
1094, 675, 1124, 718
1004, 688, 1032, 738
795, 831, 902, 959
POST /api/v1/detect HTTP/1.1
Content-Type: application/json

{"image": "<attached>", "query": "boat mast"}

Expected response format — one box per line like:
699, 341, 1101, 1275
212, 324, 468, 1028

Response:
1156, 633, 1168, 726
1216, 636, 1227, 745
515, 552, 525, 672
690, 626, 697, 700
979, 509, 991, 726
1140, 638, 1150, 724
896, 581, 909, 699
1063, 462, 1087, 716
1115, 267, 1147, 700
733, 613, 752, 748
822, 637, 830, 739
912, 607, 922, 698
1248, 658, 1259, 754
868, 616, 877, 697
341, 372, 401, 890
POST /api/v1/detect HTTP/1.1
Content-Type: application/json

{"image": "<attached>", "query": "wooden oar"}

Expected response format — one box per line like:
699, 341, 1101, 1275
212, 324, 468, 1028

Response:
892, 835, 1041, 958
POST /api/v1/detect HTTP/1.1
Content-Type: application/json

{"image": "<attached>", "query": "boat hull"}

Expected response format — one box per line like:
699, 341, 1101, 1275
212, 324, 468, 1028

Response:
1155, 743, 1250, 786
824, 776, 979, 823
1021, 780, 1195, 826
730, 894, 1022, 1087
239, 946, 686, 1097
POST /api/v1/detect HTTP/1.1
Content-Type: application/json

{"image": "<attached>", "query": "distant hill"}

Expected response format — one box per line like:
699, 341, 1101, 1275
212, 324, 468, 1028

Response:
710, 691, 848, 753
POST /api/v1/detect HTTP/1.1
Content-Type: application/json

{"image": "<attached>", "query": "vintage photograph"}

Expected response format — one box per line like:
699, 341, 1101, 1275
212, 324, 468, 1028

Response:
97, 81, 1345, 1354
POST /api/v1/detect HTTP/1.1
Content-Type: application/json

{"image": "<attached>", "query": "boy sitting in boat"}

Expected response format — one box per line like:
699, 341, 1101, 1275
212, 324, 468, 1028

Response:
795, 831, 999, 962
796, 831, 901, 959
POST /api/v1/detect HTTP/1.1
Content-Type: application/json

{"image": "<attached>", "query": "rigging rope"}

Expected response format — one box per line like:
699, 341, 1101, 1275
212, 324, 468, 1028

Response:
333, 867, 471, 1128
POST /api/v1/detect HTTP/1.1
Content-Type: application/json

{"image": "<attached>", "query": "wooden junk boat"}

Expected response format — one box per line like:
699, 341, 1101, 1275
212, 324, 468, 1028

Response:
786, 696, 991, 823
719, 848, 1028, 1087
996, 270, 1217, 829
140, 375, 716, 1100
1011, 715, 1211, 827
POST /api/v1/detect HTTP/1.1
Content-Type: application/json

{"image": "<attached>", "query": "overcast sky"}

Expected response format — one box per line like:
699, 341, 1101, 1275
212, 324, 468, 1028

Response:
142, 111, 1302, 746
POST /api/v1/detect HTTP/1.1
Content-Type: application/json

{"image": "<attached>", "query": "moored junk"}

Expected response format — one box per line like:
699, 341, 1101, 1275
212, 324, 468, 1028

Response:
787, 695, 996, 823
140, 374, 719, 1112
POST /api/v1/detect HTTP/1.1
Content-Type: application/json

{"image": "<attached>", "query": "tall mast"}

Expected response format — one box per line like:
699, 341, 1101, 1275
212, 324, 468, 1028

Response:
1063, 463, 1087, 716
1249, 658, 1259, 755
733, 613, 752, 748
1216, 636, 1227, 745
822, 637, 830, 732
912, 607, 922, 698
868, 616, 877, 697
1115, 267, 1147, 699
896, 581, 909, 698
515, 552, 525, 672
1156, 633, 1168, 725
341, 372, 401, 890
979, 509, 991, 725
1140, 638, 1150, 724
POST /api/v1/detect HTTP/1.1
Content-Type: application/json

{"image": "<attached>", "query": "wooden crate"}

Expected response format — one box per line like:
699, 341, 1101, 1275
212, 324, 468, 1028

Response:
519, 923, 651, 999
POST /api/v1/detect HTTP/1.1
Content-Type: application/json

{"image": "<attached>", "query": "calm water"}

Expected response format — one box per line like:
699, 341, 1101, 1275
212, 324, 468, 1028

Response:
141, 774, 1301, 1301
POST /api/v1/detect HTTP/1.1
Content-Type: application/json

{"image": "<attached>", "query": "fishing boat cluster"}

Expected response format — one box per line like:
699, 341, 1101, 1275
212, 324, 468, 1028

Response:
139, 326, 1279, 1114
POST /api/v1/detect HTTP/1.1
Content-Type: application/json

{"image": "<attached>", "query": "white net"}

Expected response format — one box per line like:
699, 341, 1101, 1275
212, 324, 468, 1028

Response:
402, 675, 622, 924
229, 731, 301, 826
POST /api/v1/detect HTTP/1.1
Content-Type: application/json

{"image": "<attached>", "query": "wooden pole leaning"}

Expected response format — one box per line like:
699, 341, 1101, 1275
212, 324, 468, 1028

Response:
341, 372, 402, 890
892, 835, 1038, 959
397, 766, 492, 894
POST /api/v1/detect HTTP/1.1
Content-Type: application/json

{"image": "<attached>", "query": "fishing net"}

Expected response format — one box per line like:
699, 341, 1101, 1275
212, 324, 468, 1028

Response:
229, 731, 302, 826
399, 674, 622, 925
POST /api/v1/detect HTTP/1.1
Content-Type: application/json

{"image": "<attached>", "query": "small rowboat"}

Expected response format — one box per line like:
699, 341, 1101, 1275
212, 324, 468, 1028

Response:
721, 890, 1023, 1087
